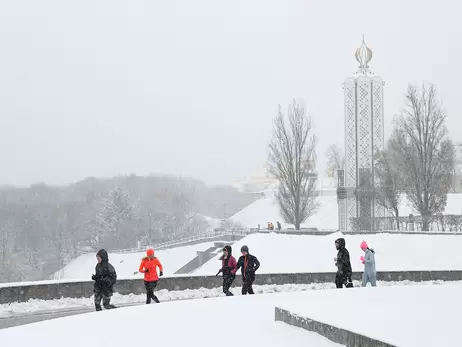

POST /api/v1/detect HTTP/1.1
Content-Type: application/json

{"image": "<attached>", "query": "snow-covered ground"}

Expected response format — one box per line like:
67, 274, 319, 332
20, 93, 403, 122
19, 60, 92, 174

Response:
53, 241, 219, 280
193, 232, 462, 275
231, 185, 462, 230
0, 280, 457, 318
279, 283, 462, 347
231, 190, 339, 230
0, 291, 343, 347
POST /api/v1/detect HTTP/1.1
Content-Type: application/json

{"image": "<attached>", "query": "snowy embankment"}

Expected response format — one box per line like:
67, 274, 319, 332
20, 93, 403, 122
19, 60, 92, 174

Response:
193, 232, 462, 275
52, 241, 218, 280
278, 283, 462, 347
2, 283, 462, 347
0, 280, 458, 317
0, 291, 343, 347
231, 193, 339, 230
231, 188, 462, 230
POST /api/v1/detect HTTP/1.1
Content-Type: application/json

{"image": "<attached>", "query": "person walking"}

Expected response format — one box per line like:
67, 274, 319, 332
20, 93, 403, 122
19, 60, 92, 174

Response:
235, 245, 260, 295
92, 249, 118, 311
139, 248, 163, 304
334, 238, 353, 288
216, 245, 237, 296
360, 241, 376, 287
276, 221, 281, 231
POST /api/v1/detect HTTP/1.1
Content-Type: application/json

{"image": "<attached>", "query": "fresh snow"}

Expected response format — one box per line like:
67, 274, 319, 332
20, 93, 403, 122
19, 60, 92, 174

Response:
231, 191, 339, 230
231, 187, 462, 230
193, 232, 462, 275
1, 280, 457, 318
0, 292, 343, 347
52, 241, 219, 280
278, 283, 462, 347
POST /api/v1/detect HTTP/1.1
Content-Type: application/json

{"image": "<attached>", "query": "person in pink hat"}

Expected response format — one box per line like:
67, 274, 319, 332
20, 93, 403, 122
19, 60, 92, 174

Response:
360, 241, 376, 287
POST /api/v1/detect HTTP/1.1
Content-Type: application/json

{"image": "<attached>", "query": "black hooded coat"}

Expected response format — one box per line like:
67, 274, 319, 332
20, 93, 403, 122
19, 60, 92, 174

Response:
93, 249, 117, 295
335, 238, 352, 279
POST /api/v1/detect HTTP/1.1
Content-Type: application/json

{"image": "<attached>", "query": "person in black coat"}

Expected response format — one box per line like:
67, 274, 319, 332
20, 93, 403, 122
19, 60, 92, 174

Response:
235, 245, 260, 295
92, 249, 118, 311
334, 238, 353, 288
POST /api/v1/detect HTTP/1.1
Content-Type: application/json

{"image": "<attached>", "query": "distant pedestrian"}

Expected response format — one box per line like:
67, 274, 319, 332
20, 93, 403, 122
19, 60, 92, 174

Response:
235, 245, 260, 295
277, 221, 281, 231
334, 238, 353, 288
216, 245, 237, 296
360, 241, 376, 287
92, 249, 117, 311
139, 248, 163, 304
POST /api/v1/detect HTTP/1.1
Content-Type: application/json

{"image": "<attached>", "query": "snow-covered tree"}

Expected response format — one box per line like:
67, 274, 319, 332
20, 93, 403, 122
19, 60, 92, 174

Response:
92, 186, 133, 249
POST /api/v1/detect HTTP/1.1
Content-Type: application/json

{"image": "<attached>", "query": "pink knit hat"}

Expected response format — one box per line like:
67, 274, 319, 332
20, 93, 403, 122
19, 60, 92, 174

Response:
360, 241, 368, 250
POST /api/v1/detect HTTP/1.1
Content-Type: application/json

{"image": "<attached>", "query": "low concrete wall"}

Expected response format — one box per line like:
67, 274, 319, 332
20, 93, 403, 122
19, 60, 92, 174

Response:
1, 270, 462, 304
275, 307, 396, 347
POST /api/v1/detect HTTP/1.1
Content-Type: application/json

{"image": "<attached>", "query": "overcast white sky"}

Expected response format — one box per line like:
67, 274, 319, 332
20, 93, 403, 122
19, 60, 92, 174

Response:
0, 0, 460, 187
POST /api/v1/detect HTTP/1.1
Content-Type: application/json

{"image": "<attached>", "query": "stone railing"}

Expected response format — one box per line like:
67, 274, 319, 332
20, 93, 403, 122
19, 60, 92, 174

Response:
1, 270, 462, 304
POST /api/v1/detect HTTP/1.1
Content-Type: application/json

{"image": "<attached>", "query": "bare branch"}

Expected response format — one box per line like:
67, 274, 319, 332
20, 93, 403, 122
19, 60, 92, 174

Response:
390, 83, 455, 230
267, 100, 319, 230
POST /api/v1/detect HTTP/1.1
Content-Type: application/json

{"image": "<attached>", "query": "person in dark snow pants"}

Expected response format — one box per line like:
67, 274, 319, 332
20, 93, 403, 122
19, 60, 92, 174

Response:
334, 238, 352, 288
235, 245, 260, 295
92, 249, 117, 311
216, 245, 237, 296
139, 248, 164, 304
360, 241, 377, 287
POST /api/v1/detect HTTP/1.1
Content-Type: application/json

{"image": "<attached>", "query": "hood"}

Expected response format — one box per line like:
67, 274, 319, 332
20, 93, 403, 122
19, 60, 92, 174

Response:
223, 245, 232, 256
335, 238, 346, 249
97, 249, 109, 263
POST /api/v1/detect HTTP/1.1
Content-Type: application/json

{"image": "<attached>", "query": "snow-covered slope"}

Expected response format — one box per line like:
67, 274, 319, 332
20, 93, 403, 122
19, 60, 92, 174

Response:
231, 191, 338, 230
279, 283, 462, 347
53, 242, 218, 280
0, 292, 342, 347
193, 232, 462, 275
231, 191, 462, 230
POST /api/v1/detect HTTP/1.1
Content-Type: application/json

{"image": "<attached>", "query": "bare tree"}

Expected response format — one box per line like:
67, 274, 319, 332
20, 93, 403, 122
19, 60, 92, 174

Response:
267, 100, 319, 230
325, 144, 344, 177
374, 139, 402, 230
391, 84, 455, 231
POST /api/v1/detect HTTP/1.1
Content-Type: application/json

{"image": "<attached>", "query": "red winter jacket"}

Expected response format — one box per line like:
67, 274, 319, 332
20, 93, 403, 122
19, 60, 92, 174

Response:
139, 257, 163, 282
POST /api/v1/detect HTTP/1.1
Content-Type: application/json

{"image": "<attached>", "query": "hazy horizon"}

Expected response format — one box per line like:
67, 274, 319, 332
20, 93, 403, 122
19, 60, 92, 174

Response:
1, 0, 461, 188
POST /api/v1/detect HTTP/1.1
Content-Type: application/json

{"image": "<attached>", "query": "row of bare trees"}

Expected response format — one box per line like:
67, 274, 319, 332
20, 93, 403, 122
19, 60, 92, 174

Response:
267, 83, 455, 232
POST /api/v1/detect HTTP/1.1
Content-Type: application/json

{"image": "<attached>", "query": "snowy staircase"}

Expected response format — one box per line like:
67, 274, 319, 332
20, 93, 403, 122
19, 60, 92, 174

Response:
174, 241, 233, 274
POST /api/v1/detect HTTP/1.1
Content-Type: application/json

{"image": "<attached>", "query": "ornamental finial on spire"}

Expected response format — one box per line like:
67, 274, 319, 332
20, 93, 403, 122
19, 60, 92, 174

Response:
355, 34, 373, 74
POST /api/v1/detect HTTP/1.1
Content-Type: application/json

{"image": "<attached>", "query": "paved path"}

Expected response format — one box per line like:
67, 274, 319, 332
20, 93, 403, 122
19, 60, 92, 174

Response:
0, 303, 141, 330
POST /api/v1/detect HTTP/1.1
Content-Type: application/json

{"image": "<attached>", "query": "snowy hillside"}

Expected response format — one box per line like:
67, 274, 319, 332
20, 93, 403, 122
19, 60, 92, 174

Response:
193, 232, 462, 275
53, 242, 218, 280
230, 190, 339, 230
231, 190, 462, 230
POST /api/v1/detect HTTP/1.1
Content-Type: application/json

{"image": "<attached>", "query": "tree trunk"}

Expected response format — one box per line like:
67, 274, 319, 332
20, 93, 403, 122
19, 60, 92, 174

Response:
422, 212, 431, 231
394, 208, 400, 230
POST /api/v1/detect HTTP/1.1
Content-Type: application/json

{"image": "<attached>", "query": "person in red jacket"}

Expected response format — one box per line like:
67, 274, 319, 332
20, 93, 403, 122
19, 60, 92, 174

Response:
139, 248, 163, 304
216, 245, 237, 296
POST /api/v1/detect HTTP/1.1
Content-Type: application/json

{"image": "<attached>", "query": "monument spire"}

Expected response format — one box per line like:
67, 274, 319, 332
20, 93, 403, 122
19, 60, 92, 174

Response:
354, 34, 373, 75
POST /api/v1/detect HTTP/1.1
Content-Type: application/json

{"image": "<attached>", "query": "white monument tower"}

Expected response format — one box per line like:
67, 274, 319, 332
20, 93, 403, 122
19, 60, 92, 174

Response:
337, 36, 385, 231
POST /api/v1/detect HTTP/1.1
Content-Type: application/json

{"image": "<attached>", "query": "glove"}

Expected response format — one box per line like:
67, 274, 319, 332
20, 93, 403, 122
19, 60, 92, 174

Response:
144, 269, 149, 273
360, 256, 365, 264
92, 274, 97, 281
159, 271, 163, 277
